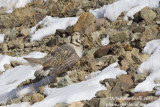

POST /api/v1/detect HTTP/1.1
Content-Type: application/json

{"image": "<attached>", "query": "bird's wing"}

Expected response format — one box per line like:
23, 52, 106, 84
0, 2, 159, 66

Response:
42, 44, 80, 75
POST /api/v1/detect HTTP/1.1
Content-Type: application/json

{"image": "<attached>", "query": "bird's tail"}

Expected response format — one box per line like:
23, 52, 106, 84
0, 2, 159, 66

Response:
24, 58, 43, 65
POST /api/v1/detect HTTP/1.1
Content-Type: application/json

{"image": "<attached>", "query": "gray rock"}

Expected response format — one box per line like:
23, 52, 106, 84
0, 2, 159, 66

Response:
89, 98, 100, 107
140, 6, 156, 22
134, 74, 147, 83
54, 103, 69, 107
156, 14, 160, 24
111, 82, 122, 97
4, 64, 12, 70
21, 28, 30, 36
95, 90, 111, 98
31, 93, 44, 104
157, 8, 160, 15
132, 26, 145, 33
22, 95, 32, 102
99, 98, 114, 107
56, 75, 73, 88
10, 61, 21, 67
5, 28, 18, 39
110, 31, 129, 43
7, 98, 21, 105
1, 43, 8, 52
64, 36, 71, 43
130, 33, 141, 42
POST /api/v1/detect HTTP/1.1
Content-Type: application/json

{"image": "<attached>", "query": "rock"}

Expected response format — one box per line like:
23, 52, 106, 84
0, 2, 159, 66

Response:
7, 98, 21, 105
73, 12, 96, 32
140, 25, 159, 47
77, 71, 88, 81
157, 8, 160, 14
54, 103, 69, 107
110, 31, 129, 43
95, 90, 111, 98
64, 36, 71, 43
140, 6, 156, 22
118, 74, 133, 91
99, 98, 114, 107
1, 43, 8, 52
101, 78, 117, 88
10, 61, 21, 67
156, 14, 160, 24
130, 33, 141, 42
21, 28, 30, 36
31, 93, 44, 104
132, 26, 145, 33
4, 64, 12, 70
69, 101, 84, 107
56, 75, 73, 88
0, 71, 3, 75
133, 74, 146, 83
38, 86, 45, 94
94, 45, 112, 58
22, 95, 32, 102
111, 82, 122, 97
124, 44, 133, 51
89, 98, 100, 107
5, 28, 18, 39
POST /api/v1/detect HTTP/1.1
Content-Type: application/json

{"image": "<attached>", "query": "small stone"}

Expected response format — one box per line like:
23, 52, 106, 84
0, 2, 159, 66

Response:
77, 71, 88, 81
110, 31, 129, 43
54, 103, 69, 107
10, 61, 21, 67
94, 45, 112, 58
95, 90, 111, 98
140, 6, 156, 22
73, 12, 96, 32
69, 101, 84, 107
5, 28, 18, 39
99, 98, 114, 107
31, 93, 44, 104
4, 64, 12, 70
111, 82, 122, 97
101, 78, 117, 88
22, 95, 32, 102
21, 28, 30, 36
134, 74, 146, 83
89, 98, 99, 107
132, 26, 145, 33
156, 14, 160, 24
2, 43, 8, 52
38, 86, 45, 94
56, 75, 73, 88
130, 33, 141, 42
7, 98, 21, 105
118, 74, 134, 91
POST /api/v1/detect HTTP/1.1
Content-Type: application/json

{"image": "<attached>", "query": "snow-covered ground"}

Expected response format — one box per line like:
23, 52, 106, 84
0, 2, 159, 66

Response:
30, 16, 79, 41
30, 0, 160, 41
0, 0, 34, 13
90, 0, 159, 21
0, 34, 5, 43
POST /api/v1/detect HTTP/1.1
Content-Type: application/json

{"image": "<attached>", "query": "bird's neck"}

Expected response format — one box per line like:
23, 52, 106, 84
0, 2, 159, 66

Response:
68, 43, 83, 58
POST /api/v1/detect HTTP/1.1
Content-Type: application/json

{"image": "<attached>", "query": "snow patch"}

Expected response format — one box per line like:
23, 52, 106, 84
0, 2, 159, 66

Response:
0, 52, 46, 72
135, 40, 160, 92
31, 63, 126, 107
0, 34, 5, 43
30, 16, 79, 41
101, 35, 110, 46
0, 0, 34, 13
90, 0, 160, 21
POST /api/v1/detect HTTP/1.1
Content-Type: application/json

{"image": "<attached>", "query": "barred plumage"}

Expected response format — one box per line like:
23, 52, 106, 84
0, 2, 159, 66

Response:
25, 32, 83, 76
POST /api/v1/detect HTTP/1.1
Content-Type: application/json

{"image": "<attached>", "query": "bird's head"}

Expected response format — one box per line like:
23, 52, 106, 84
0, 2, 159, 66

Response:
71, 32, 81, 46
